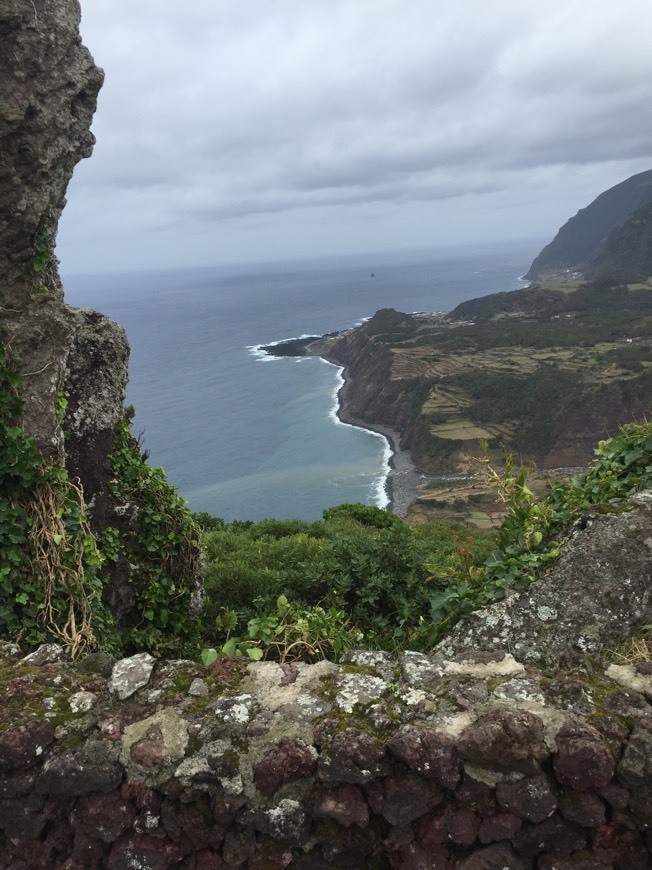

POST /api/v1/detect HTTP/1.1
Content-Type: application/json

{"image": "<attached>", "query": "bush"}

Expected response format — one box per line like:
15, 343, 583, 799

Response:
200, 509, 492, 654
322, 502, 402, 529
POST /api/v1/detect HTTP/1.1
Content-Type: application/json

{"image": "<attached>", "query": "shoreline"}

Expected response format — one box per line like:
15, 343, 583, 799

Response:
329, 363, 424, 518
259, 332, 429, 518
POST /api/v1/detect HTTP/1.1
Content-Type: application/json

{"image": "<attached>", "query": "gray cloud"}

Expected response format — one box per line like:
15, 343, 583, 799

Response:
57, 0, 652, 273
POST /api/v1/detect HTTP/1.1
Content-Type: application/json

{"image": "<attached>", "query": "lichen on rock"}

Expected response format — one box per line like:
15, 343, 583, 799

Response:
439, 491, 652, 668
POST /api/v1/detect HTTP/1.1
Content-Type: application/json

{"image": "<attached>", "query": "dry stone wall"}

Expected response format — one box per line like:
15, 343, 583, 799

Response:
1, 640, 651, 867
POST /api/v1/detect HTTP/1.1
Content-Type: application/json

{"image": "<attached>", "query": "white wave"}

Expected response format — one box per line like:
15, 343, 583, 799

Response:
320, 358, 393, 509
372, 473, 390, 509
247, 344, 283, 362
247, 333, 323, 362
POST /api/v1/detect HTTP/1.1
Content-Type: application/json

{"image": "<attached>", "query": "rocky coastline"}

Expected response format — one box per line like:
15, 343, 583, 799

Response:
333, 367, 426, 518
260, 332, 425, 517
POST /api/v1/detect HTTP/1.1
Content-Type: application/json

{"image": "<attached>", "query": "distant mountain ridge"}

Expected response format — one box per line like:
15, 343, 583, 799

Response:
525, 169, 652, 280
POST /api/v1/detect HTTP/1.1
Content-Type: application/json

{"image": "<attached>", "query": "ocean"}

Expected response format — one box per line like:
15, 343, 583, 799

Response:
62, 242, 535, 521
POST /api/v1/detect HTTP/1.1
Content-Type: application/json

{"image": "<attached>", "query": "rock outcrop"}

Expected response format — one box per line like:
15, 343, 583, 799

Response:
63, 308, 130, 524
0, 0, 130, 526
0, 0, 110, 459
439, 490, 652, 667
0, 1, 203, 642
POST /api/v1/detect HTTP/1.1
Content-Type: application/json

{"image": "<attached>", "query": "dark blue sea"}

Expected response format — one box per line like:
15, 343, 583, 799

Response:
62, 243, 535, 521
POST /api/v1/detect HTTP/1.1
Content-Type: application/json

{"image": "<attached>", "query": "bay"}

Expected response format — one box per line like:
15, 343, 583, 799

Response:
62, 242, 536, 521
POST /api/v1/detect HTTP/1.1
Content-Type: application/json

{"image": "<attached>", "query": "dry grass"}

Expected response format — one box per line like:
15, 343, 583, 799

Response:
610, 631, 652, 666
28, 477, 97, 657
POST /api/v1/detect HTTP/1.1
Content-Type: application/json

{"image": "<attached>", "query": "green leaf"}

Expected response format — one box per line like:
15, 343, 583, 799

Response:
246, 647, 264, 661
222, 638, 239, 656
201, 648, 219, 666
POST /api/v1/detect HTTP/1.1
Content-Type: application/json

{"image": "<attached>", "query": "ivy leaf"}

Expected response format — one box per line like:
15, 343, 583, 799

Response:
222, 638, 239, 656
201, 648, 219, 666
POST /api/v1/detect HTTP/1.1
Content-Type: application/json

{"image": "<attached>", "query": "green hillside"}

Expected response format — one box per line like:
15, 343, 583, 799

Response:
525, 169, 652, 279
327, 273, 652, 480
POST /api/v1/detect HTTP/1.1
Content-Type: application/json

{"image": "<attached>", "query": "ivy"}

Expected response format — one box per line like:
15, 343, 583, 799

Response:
32, 230, 49, 274
0, 340, 113, 655
107, 412, 203, 654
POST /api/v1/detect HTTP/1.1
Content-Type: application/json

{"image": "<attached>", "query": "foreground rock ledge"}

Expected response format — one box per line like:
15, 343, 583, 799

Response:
439, 491, 652, 669
1, 642, 651, 867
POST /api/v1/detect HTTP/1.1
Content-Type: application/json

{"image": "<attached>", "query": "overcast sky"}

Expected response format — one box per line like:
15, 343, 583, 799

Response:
57, 0, 652, 275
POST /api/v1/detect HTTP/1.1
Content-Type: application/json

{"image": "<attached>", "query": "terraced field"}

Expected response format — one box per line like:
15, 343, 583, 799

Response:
325, 275, 652, 522
364, 277, 652, 477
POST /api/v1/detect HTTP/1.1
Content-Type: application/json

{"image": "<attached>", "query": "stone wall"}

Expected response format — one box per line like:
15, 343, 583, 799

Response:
1, 640, 650, 868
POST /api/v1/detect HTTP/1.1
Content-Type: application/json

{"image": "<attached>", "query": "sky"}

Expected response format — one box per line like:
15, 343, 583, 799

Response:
57, 0, 652, 276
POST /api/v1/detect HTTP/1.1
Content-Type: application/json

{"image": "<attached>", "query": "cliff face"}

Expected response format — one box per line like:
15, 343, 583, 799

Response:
325, 288, 652, 478
588, 200, 652, 279
326, 318, 402, 430
525, 169, 652, 280
0, 0, 202, 647
0, 0, 116, 460
325, 310, 430, 453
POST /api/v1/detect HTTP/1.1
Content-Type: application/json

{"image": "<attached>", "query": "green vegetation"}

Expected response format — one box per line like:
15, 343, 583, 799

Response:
31, 229, 50, 274
201, 594, 360, 665
0, 342, 202, 658
105, 412, 204, 655
197, 420, 652, 659
198, 503, 493, 656
0, 343, 112, 655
